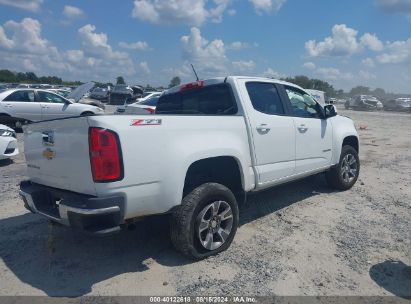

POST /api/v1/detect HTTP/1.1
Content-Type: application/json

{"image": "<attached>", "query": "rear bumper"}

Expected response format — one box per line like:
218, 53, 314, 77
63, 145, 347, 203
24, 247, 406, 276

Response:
19, 181, 125, 235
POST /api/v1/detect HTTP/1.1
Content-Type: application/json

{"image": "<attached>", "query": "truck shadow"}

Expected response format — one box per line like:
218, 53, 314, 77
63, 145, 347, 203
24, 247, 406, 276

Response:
0, 174, 332, 296
369, 260, 411, 298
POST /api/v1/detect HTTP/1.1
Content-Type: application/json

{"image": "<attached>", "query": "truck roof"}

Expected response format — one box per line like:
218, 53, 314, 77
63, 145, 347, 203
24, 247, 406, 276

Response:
164, 76, 306, 95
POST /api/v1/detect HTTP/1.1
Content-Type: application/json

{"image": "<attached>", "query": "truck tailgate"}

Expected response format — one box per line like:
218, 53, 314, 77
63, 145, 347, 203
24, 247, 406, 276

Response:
23, 117, 97, 195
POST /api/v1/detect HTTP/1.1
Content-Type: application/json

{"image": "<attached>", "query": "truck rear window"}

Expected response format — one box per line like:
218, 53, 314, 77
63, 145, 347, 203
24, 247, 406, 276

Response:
155, 84, 237, 115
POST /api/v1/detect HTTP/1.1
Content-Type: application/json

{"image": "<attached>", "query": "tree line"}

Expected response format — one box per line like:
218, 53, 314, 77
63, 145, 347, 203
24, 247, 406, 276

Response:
1, 69, 407, 99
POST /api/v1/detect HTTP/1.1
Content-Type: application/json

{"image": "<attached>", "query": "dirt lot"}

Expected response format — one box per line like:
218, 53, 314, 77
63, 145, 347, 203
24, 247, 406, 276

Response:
0, 108, 410, 297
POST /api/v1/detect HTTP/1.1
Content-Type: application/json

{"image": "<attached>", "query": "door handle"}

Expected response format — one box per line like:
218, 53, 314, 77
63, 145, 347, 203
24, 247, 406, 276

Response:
41, 106, 49, 109
4, 104, 12, 108
256, 124, 270, 133
297, 124, 308, 133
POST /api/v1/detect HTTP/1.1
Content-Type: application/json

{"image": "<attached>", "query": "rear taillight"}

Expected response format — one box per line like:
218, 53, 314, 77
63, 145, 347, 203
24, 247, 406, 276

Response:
89, 127, 123, 182
145, 107, 155, 114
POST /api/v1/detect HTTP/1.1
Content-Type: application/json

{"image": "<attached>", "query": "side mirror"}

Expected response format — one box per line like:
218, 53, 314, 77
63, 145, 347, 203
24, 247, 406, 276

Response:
324, 104, 337, 118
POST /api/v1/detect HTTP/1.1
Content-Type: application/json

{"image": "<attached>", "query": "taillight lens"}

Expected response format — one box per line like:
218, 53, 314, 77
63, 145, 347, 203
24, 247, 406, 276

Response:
89, 127, 123, 182
180, 80, 204, 92
145, 107, 155, 114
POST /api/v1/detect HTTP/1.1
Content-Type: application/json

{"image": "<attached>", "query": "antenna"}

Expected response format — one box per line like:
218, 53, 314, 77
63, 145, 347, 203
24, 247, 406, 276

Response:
191, 64, 199, 82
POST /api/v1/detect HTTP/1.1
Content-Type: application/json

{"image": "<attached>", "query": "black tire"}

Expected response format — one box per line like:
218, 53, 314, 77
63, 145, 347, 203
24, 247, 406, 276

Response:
326, 145, 360, 190
170, 183, 239, 260
0, 114, 14, 127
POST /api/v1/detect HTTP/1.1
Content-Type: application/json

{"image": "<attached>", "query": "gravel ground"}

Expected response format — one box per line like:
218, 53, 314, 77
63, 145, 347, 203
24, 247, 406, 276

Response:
0, 108, 410, 297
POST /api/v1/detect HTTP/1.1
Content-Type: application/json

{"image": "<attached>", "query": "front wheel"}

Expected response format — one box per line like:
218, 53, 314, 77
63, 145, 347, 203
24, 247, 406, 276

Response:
170, 183, 239, 260
326, 145, 360, 190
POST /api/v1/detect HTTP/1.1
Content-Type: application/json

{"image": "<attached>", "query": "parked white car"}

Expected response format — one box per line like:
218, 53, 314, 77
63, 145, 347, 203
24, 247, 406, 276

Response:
0, 124, 18, 160
20, 76, 359, 259
136, 91, 162, 103
0, 89, 104, 128
117, 95, 160, 114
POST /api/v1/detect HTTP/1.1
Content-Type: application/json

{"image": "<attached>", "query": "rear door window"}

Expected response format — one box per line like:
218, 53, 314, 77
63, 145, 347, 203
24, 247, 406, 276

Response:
156, 84, 237, 115
4, 90, 35, 102
246, 82, 285, 115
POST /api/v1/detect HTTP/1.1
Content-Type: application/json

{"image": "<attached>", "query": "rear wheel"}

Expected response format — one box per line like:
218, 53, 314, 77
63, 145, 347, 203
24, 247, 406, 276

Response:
326, 145, 360, 190
170, 183, 239, 260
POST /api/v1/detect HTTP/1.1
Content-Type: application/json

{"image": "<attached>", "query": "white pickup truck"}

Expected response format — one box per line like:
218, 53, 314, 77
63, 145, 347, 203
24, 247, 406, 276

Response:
19, 76, 360, 259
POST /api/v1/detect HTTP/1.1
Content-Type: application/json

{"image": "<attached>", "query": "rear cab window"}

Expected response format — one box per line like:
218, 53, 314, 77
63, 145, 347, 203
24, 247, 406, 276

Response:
155, 83, 237, 115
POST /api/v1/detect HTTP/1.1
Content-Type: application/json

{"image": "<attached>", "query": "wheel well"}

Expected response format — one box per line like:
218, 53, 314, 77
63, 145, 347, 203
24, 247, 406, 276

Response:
343, 136, 359, 152
81, 111, 94, 116
184, 156, 244, 202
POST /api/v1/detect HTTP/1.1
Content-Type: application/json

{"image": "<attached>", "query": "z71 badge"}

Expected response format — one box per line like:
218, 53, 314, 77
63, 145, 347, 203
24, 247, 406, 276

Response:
131, 119, 162, 126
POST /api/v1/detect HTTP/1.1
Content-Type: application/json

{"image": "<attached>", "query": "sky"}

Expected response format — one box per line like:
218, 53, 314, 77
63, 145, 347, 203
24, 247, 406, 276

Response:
0, 0, 410, 93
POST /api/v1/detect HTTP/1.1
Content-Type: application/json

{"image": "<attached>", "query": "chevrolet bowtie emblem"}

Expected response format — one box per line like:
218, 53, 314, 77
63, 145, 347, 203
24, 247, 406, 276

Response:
43, 148, 55, 160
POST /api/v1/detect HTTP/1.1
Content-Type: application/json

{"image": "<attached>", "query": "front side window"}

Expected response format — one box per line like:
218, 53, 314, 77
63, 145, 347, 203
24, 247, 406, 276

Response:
38, 91, 66, 104
285, 86, 322, 118
246, 82, 284, 115
4, 90, 35, 102
156, 84, 237, 115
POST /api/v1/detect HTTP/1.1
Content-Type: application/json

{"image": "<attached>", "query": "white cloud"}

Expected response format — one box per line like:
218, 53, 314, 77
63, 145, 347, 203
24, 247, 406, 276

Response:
227, 8, 236, 16
181, 27, 228, 75
66, 50, 84, 63
78, 24, 131, 62
139, 61, 151, 74
359, 70, 377, 80
0, 0, 42, 12
0, 18, 139, 82
305, 24, 361, 57
0, 18, 49, 54
63, 5, 84, 19
61, 5, 85, 25
132, 0, 231, 26
314, 67, 353, 81
119, 41, 149, 50
376, 0, 411, 15
362, 57, 376, 67
302, 62, 316, 70
262, 67, 283, 78
360, 33, 384, 51
249, 0, 286, 14
208, 0, 231, 23
306, 24, 388, 57
232, 60, 256, 72
227, 41, 251, 50
376, 38, 411, 63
